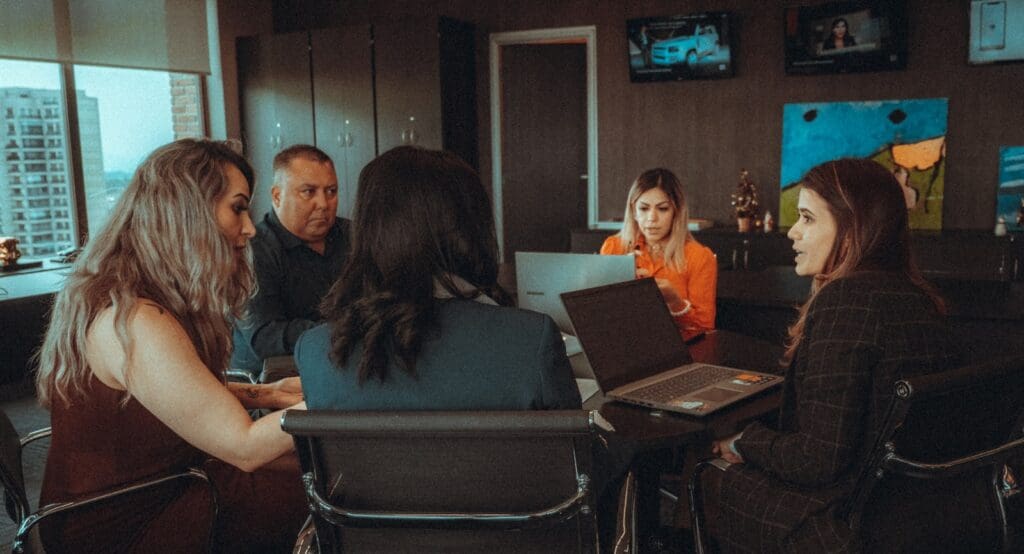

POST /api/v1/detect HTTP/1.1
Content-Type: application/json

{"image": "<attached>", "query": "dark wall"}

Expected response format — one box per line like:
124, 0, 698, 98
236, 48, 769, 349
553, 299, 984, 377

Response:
266, 0, 1024, 231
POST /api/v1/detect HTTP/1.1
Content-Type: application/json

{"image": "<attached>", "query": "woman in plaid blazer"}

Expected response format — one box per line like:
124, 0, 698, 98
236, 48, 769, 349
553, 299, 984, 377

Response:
703, 158, 959, 552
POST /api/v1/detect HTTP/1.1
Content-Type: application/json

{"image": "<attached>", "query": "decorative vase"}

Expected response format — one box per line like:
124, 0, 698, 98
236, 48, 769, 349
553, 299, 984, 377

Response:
736, 217, 752, 233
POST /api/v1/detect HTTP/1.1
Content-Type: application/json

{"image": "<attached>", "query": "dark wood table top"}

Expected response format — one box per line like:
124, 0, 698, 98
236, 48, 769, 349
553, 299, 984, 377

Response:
588, 329, 785, 447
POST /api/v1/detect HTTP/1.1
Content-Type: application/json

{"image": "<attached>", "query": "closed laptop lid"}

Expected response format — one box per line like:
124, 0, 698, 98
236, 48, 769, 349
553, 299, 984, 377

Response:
515, 251, 635, 333
560, 278, 693, 392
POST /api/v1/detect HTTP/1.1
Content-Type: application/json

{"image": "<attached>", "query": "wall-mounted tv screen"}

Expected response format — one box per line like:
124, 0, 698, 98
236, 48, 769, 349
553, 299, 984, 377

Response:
784, 1, 907, 75
627, 12, 734, 82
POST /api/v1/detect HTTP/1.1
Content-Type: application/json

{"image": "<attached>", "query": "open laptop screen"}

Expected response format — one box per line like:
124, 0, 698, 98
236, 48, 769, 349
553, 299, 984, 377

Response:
561, 278, 692, 391
515, 252, 635, 333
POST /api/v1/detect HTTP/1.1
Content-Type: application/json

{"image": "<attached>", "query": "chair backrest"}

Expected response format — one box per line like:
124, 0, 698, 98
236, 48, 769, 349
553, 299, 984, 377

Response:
0, 409, 29, 524
283, 409, 601, 553
844, 355, 1024, 553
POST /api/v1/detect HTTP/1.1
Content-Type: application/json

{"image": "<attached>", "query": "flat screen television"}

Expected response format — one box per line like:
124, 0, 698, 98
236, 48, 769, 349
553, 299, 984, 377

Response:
784, 1, 907, 75
627, 12, 735, 82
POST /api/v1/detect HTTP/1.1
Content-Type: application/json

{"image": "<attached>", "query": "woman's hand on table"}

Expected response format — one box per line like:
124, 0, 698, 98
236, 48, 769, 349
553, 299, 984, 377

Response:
712, 432, 745, 464
271, 376, 304, 408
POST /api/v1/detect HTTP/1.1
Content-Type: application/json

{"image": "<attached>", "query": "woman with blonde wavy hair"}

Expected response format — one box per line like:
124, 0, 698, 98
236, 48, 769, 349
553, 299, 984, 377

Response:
600, 168, 717, 333
36, 138, 307, 553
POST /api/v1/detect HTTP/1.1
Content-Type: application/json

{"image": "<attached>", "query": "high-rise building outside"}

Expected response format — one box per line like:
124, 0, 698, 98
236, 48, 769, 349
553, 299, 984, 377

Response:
0, 87, 103, 258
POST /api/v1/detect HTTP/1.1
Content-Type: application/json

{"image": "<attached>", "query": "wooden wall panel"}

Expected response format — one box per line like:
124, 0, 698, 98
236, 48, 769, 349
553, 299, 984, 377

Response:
257, 0, 1024, 231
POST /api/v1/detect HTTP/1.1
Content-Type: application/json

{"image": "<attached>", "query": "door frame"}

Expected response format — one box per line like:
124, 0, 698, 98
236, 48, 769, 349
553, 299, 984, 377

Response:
489, 26, 598, 262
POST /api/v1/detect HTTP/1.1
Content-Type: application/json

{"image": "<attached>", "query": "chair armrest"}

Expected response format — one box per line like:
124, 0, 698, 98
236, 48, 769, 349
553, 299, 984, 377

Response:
882, 436, 1024, 480
260, 355, 298, 384
225, 369, 257, 384
13, 467, 218, 553
687, 458, 732, 554
302, 471, 593, 530
20, 427, 51, 448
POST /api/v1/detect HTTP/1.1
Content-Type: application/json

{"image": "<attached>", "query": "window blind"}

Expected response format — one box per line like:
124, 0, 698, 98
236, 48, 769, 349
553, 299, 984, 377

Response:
0, 0, 209, 74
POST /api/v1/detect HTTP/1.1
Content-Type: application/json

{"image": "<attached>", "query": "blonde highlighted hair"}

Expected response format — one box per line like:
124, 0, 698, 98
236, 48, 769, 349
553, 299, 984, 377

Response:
618, 168, 692, 272
36, 139, 257, 408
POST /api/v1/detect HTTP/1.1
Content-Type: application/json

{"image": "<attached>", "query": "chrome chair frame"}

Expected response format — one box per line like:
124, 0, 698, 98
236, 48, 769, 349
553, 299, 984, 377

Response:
284, 409, 634, 553
0, 410, 219, 553
687, 355, 1024, 554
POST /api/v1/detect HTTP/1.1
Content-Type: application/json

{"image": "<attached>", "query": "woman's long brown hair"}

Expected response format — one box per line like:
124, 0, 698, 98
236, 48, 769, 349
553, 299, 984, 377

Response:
784, 158, 944, 362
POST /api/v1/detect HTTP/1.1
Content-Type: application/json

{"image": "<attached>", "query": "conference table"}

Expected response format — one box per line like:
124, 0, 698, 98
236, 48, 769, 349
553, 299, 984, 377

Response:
586, 329, 785, 540
260, 328, 785, 541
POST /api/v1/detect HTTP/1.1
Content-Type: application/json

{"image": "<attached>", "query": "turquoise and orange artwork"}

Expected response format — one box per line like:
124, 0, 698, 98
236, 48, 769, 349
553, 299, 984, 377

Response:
997, 146, 1024, 232
779, 98, 948, 230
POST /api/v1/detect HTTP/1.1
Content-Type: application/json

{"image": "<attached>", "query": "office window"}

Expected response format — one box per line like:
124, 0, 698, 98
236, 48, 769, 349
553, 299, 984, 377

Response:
1, 58, 205, 261
0, 59, 73, 259
74, 66, 204, 233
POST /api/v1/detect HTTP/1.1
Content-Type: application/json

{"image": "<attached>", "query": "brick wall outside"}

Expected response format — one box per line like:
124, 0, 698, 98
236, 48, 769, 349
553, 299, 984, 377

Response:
170, 73, 203, 139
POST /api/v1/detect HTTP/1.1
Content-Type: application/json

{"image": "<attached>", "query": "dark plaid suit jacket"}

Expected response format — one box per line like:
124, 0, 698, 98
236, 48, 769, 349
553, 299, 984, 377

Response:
713, 271, 959, 553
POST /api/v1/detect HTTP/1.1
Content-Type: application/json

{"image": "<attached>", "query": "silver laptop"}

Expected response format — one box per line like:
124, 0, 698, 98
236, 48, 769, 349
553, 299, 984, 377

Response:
561, 278, 783, 416
515, 251, 635, 333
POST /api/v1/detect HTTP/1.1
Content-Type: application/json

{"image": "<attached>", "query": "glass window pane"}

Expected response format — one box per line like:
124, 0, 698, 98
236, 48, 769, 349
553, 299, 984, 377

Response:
73, 66, 204, 234
0, 59, 73, 260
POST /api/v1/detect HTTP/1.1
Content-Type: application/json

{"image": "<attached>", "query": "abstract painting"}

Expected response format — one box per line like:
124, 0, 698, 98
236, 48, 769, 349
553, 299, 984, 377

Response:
996, 146, 1024, 232
780, 98, 948, 230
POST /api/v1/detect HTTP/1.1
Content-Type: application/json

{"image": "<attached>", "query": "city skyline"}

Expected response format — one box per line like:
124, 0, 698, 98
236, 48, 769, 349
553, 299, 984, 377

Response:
0, 59, 175, 173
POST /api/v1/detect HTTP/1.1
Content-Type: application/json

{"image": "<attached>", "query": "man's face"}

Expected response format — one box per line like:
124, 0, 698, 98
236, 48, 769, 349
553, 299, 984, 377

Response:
271, 158, 339, 246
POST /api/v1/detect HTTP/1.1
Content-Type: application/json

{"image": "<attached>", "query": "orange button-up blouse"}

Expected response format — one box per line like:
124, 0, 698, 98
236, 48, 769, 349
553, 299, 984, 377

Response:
600, 234, 717, 331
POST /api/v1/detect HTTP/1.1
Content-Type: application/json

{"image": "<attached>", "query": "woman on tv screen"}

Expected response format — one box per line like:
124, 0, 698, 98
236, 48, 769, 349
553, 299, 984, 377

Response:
822, 17, 857, 51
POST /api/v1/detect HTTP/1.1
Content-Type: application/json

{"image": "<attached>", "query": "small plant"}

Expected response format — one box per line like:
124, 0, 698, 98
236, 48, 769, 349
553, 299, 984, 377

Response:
731, 169, 760, 220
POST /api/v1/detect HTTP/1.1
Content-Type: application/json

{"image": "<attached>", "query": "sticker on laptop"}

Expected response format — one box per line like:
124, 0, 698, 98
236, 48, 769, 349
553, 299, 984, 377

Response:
732, 373, 776, 386
677, 400, 706, 411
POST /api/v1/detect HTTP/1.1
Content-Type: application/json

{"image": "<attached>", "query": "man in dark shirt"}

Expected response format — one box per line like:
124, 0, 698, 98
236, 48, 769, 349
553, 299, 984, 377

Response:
231, 145, 351, 375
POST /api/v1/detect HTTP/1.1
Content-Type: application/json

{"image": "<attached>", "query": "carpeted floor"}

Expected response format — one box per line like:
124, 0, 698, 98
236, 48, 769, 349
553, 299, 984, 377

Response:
0, 394, 51, 550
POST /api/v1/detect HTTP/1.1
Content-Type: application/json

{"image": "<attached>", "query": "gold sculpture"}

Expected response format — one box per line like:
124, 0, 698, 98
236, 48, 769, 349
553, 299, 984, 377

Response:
0, 236, 22, 266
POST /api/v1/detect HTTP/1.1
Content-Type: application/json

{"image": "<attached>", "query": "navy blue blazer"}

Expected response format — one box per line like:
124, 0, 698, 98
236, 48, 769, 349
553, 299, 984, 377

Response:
295, 299, 582, 411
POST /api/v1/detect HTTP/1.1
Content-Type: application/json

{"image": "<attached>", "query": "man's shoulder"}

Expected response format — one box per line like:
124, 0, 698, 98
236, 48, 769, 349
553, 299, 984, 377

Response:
251, 218, 287, 255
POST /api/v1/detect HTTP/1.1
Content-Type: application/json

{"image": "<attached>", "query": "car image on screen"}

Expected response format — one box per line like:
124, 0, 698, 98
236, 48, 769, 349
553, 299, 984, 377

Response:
651, 24, 720, 68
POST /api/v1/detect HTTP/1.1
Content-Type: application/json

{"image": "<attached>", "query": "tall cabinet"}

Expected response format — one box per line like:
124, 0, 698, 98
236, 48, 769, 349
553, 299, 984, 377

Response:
310, 25, 375, 219
236, 31, 315, 218
237, 17, 478, 221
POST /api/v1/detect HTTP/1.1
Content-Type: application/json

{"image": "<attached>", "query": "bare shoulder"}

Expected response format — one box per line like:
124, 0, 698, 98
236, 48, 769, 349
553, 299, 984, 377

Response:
91, 299, 185, 339
87, 299, 195, 387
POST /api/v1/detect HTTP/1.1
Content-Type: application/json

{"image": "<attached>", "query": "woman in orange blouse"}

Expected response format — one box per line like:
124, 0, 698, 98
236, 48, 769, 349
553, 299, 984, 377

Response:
601, 168, 717, 332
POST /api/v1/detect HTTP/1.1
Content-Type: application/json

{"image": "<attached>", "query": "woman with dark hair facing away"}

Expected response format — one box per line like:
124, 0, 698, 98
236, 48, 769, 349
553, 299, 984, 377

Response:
36, 139, 308, 553
296, 146, 580, 411
700, 158, 958, 552
600, 168, 717, 333
822, 17, 857, 51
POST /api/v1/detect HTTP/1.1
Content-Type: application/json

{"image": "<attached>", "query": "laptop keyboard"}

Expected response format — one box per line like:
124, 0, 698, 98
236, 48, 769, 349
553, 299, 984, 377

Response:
629, 365, 735, 403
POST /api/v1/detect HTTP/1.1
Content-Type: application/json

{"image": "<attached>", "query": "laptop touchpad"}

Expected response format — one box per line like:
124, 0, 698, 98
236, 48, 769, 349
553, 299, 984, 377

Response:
693, 388, 741, 402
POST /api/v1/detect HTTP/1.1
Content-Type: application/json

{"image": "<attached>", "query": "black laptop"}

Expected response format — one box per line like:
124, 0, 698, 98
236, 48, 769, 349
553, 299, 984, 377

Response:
560, 278, 782, 416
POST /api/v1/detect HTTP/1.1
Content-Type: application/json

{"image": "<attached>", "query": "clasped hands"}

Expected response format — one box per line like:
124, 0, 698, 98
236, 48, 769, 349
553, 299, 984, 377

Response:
712, 432, 745, 465
271, 376, 304, 408
229, 375, 304, 410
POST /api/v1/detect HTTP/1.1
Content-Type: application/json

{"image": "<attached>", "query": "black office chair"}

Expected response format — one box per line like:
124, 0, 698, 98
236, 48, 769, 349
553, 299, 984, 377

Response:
0, 409, 219, 553
283, 409, 637, 553
688, 355, 1024, 553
